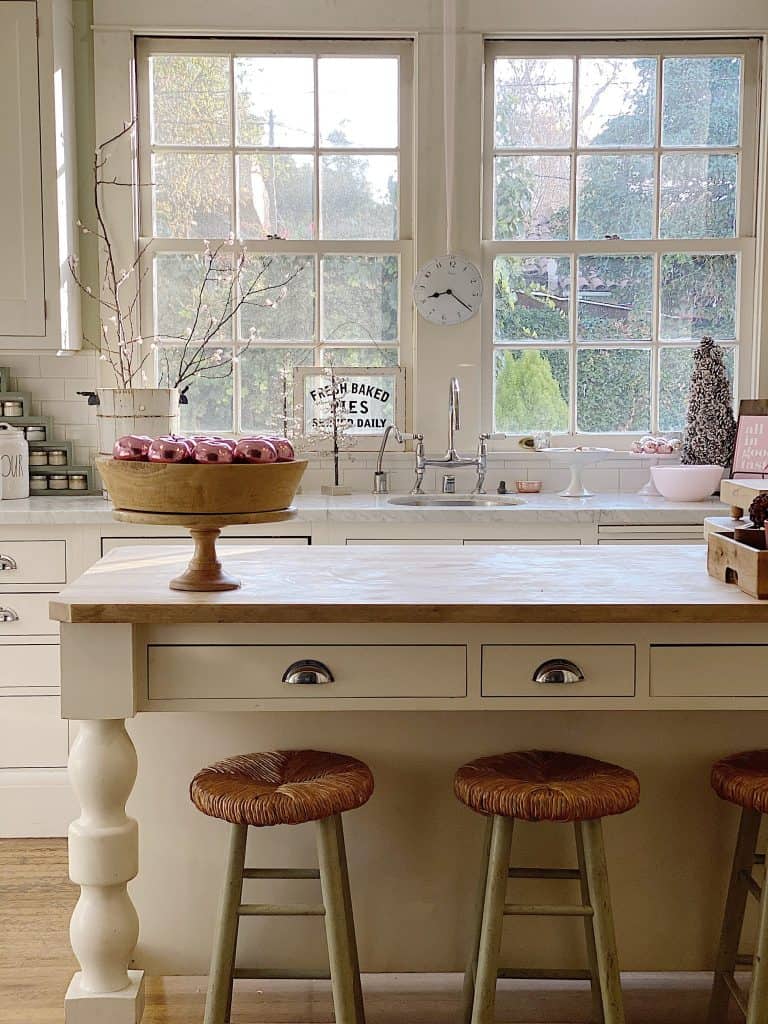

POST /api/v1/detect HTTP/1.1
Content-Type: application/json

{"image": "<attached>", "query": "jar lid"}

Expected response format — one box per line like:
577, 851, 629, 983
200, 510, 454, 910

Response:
48, 473, 69, 480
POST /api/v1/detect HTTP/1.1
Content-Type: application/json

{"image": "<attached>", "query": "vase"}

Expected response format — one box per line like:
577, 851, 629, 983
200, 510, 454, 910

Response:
95, 388, 180, 456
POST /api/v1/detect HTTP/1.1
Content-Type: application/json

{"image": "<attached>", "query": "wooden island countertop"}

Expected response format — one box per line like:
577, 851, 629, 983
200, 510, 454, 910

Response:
49, 542, 768, 624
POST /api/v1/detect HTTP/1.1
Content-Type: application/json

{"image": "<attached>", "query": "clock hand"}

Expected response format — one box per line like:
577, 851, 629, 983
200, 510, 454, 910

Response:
446, 289, 472, 312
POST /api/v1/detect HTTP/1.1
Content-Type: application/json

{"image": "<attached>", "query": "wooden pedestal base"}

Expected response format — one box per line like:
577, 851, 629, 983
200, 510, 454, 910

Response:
112, 509, 297, 592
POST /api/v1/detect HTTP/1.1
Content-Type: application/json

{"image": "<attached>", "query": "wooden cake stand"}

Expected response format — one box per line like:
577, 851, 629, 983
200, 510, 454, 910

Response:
113, 508, 297, 592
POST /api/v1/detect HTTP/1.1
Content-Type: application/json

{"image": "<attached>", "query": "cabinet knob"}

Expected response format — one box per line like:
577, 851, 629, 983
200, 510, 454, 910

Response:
0, 554, 17, 572
0, 607, 18, 623
282, 659, 335, 686
532, 659, 585, 685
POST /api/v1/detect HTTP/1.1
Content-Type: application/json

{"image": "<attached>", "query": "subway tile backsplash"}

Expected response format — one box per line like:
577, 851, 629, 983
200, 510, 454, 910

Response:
0, 349, 671, 493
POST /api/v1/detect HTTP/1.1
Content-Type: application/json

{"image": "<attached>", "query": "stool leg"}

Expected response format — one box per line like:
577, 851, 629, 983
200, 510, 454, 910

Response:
461, 815, 493, 1024
578, 819, 625, 1024
333, 814, 366, 1024
708, 807, 761, 1024
575, 822, 605, 1024
471, 815, 514, 1024
317, 813, 359, 1024
204, 822, 248, 1024
747, 844, 768, 1024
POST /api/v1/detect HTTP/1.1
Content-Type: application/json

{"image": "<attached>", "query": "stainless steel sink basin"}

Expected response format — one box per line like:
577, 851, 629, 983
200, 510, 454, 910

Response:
387, 494, 525, 507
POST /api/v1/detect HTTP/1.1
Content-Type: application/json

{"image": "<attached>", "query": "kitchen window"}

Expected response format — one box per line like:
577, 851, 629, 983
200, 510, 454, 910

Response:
483, 40, 760, 439
136, 38, 413, 434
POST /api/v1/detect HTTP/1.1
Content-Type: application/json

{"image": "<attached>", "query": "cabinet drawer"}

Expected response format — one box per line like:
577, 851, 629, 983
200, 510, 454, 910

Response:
482, 645, 635, 697
0, 541, 65, 584
0, 697, 68, 768
0, 594, 58, 635
651, 645, 768, 697
0, 643, 60, 689
148, 644, 467, 701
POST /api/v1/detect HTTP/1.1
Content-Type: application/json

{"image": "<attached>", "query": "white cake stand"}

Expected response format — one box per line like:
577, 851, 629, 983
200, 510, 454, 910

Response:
545, 448, 615, 498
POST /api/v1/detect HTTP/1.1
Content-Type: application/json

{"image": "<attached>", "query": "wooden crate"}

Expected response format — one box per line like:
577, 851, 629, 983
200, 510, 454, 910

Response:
707, 530, 768, 599
720, 478, 768, 519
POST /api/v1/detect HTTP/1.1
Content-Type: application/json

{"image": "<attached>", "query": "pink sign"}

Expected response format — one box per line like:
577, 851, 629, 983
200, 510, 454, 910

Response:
733, 415, 768, 478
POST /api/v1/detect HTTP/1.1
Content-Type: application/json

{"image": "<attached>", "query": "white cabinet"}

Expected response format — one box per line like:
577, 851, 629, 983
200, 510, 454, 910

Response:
0, 0, 80, 348
0, 2, 45, 337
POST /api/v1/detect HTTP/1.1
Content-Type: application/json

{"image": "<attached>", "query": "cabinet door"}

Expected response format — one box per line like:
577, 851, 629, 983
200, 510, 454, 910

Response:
0, 2, 45, 337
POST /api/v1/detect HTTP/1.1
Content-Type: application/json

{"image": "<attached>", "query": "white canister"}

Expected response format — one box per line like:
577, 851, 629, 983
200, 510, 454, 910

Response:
0, 424, 28, 498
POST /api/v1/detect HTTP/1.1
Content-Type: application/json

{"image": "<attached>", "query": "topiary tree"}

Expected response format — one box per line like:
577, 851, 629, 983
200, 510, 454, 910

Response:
680, 335, 736, 466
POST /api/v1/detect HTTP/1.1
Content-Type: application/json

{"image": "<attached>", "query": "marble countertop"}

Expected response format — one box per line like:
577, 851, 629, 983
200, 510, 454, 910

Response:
51, 543, 761, 624
0, 491, 727, 526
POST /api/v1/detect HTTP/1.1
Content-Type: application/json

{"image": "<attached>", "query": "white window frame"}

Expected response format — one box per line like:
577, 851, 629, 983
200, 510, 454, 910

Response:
134, 36, 413, 438
482, 38, 761, 447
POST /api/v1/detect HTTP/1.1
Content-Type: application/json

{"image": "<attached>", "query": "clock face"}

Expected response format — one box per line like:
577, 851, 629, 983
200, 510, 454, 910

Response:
413, 255, 483, 325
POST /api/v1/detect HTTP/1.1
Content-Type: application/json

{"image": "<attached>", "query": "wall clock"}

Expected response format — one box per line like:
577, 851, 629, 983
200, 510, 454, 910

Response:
412, 255, 483, 325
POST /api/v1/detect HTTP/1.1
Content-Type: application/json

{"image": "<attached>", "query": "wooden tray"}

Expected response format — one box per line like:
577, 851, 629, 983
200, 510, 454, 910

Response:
720, 478, 768, 520
707, 530, 768, 599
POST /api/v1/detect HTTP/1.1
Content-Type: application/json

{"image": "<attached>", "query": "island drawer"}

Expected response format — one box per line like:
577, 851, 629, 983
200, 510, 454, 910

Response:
0, 594, 59, 636
482, 645, 635, 697
651, 645, 768, 697
0, 540, 66, 585
147, 644, 467, 701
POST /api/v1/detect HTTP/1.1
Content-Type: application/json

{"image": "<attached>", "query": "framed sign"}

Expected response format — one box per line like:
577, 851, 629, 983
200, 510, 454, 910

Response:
731, 400, 768, 478
293, 366, 405, 451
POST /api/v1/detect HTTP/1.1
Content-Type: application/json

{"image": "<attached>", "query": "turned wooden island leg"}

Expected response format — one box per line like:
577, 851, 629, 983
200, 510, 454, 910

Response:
66, 718, 144, 1023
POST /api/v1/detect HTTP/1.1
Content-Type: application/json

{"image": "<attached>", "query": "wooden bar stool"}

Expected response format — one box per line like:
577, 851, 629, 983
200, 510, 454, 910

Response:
709, 749, 768, 1023
455, 749, 640, 1024
190, 749, 373, 1024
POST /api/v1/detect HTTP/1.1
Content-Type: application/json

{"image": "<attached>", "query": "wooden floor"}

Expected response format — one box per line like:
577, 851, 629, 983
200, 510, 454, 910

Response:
0, 839, 742, 1024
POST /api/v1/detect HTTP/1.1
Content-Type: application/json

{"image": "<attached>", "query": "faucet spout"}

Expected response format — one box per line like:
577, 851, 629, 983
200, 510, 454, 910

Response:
448, 377, 460, 454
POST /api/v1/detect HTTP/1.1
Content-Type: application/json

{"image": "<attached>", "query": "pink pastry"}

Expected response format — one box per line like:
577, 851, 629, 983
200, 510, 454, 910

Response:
235, 437, 278, 463
193, 439, 234, 464
148, 435, 194, 463
113, 434, 152, 460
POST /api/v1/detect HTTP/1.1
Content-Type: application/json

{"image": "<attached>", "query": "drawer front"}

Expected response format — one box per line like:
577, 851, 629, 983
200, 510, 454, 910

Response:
464, 540, 581, 546
148, 644, 467, 701
0, 540, 66, 584
651, 645, 768, 697
102, 536, 309, 555
0, 643, 60, 689
482, 645, 635, 697
0, 594, 59, 636
0, 696, 68, 768
345, 539, 461, 545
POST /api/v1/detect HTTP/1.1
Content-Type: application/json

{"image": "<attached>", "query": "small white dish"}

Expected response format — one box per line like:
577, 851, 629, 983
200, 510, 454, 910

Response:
650, 464, 723, 502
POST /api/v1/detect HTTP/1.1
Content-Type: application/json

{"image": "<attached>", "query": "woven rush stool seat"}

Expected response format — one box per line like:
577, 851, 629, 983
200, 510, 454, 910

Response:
711, 749, 768, 815
191, 749, 374, 827
455, 749, 640, 822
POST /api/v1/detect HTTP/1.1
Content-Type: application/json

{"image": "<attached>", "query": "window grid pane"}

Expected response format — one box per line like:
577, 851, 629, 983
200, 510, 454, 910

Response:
145, 46, 404, 433
490, 47, 745, 435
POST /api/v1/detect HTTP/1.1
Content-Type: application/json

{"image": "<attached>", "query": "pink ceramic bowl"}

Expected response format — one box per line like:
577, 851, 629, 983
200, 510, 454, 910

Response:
650, 464, 723, 502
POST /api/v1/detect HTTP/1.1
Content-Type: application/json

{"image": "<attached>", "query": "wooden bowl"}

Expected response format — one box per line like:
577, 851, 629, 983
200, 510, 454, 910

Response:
97, 456, 307, 515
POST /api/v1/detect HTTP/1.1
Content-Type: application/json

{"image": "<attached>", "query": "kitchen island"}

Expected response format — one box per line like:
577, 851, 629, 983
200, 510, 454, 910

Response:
51, 543, 768, 1023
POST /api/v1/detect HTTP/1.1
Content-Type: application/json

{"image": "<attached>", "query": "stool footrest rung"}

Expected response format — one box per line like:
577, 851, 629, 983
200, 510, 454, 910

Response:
233, 968, 332, 980
242, 868, 321, 879
238, 903, 326, 917
503, 903, 593, 917
736, 953, 754, 967
498, 968, 592, 981
508, 867, 581, 880
738, 869, 763, 901
722, 973, 748, 1016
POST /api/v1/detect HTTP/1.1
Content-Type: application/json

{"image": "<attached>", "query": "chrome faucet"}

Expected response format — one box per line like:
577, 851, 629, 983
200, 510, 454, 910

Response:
372, 424, 419, 494
411, 377, 491, 495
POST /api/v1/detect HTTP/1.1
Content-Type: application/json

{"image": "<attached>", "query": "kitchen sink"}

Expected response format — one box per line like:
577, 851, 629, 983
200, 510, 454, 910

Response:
387, 494, 525, 507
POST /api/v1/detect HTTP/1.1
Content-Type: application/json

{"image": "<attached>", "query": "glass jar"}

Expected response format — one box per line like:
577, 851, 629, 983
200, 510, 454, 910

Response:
47, 474, 69, 490
47, 449, 68, 466
2, 401, 23, 417
25, 426, 46, 442
28, 451, 48, 467
67, 473, 88, 491
29, 474, 48, 492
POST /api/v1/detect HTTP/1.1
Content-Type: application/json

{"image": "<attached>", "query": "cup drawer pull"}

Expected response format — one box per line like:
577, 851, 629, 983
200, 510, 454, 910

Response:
282, 660, 335, 686
532, 659, 585, 685
0, 608, 19, 623
0, 554, 17, 572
